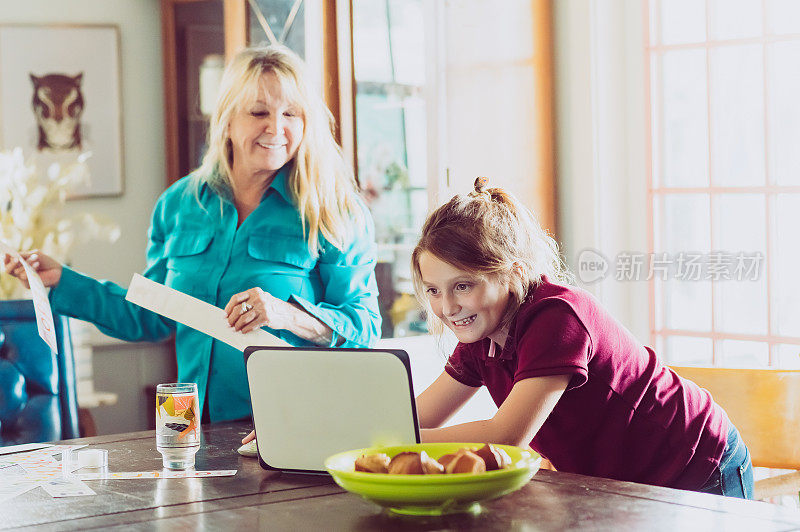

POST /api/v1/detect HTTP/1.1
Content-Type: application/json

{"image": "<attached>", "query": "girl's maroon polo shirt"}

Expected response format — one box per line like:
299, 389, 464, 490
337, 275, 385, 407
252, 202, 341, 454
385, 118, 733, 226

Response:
444, 277, 727, 490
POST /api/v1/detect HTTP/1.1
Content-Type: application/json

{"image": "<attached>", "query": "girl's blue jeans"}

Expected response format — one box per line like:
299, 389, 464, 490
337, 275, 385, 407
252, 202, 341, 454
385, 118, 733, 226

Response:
698, 423, 754, 499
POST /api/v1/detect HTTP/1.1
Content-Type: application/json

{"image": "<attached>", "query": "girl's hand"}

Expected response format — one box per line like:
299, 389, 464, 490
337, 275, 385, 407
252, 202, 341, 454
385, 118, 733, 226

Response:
242, 430, 255, 444
3, 250, 63, 288
224, 287, 293, 334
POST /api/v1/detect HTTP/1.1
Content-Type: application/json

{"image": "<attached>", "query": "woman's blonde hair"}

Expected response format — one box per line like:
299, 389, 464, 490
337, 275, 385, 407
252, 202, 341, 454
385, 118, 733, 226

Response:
194, 44, 362, 253
411, 179, 573, 332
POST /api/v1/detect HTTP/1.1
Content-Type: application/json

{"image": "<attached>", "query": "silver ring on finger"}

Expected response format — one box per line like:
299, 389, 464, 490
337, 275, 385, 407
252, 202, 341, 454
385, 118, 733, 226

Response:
241, 302, 254, 313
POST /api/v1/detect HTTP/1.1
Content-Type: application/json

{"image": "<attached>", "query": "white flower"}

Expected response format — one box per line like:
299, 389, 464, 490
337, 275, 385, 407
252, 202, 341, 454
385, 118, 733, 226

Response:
0, 147, 120, 299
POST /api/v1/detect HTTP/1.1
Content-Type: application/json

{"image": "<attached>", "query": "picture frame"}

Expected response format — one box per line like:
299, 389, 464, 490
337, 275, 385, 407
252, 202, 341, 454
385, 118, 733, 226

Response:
0, 24, 124, 198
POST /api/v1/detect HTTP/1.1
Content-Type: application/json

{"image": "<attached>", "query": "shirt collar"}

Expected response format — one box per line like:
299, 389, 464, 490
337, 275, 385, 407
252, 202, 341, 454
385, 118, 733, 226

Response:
481, 278, 552, 364
266, 164, 293, 204
498, 318, 519, 361
481, 293, 534, 364
198, 164, 294, 205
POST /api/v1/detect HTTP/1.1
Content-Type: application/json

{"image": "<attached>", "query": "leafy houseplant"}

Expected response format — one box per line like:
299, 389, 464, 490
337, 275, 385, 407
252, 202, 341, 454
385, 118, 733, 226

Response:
0, 147, 120, 299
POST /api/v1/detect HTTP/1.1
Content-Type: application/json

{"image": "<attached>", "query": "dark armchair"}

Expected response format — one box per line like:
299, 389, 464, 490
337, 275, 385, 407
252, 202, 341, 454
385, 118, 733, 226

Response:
0, 299, 80, 445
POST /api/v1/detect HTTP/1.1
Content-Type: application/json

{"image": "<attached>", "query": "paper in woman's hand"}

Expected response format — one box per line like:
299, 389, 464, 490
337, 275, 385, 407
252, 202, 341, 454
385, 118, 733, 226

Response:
125, 273, 289, 351
0, 239, 58, 353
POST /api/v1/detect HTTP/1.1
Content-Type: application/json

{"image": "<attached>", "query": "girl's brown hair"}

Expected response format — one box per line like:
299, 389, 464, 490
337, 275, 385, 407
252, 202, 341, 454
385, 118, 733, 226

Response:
411, 178, 573, 331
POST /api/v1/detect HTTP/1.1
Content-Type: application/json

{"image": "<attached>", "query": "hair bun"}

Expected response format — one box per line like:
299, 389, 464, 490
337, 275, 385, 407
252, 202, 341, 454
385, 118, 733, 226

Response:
474, 176, 489, 194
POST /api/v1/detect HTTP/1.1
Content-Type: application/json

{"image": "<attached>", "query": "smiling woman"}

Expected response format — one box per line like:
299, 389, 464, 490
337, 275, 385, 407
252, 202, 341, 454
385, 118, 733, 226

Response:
226, 71, 305, 214
3, 45, 381, 424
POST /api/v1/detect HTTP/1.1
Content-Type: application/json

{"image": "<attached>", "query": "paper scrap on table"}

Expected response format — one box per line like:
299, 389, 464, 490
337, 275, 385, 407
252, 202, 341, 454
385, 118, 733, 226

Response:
0, 479, 39, 502
0, 442, 52, 456
125, 273, 289, 351
0, 445, 95, 502
0, 464, 29, 476
78, 469, 238, 480
41, 477, 96, 497
0, 240, 58, 353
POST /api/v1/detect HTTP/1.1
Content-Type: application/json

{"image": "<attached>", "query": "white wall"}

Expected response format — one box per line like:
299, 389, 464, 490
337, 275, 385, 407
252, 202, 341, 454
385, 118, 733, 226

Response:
1, 1, 174, 435
437, 0, 544, 214
554, 0, 650, 343
0, 0, 165, 286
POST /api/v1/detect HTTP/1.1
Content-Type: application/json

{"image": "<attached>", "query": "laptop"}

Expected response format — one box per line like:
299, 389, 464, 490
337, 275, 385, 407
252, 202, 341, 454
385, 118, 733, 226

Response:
243, 346, 420, 474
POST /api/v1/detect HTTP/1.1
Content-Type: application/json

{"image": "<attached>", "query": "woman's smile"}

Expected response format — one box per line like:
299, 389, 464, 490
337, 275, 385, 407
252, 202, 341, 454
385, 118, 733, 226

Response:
256, 141, 286, 150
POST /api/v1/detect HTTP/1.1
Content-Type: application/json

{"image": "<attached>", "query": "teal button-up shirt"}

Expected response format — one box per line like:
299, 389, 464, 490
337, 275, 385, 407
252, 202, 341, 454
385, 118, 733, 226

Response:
50, 167, 381, 421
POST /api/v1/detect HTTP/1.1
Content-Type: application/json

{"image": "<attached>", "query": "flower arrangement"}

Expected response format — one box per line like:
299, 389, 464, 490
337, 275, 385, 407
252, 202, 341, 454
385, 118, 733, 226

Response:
0, 147, 120, 299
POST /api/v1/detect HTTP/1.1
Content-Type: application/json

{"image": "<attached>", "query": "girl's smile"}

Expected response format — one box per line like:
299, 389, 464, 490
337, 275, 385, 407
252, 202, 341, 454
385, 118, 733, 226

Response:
452, 315, 477, 327
419, 251, 511, 347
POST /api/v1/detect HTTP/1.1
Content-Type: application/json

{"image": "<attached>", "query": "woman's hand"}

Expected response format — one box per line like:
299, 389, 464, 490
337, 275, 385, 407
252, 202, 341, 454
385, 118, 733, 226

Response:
242, 430, 255, 444
224, 287, 336, 345
224, 287, 294, 334
3, 250, 63, 288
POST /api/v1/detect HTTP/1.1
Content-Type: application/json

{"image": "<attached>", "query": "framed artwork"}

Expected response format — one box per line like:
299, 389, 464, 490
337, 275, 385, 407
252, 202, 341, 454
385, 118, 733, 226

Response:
0, 24, 124, 198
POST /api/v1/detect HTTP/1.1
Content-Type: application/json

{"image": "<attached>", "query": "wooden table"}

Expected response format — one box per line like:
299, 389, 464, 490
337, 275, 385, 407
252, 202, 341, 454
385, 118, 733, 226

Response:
4, 422, 800, 531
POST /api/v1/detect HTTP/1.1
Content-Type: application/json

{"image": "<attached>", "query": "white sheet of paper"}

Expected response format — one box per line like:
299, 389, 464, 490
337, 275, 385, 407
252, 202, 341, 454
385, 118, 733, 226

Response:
78, 469, 238, 480
125, 273, 289, 351
0, 240, 58, 353
0, 479, 38, 502
0, 443, 52, 456
41, 477, 96, 497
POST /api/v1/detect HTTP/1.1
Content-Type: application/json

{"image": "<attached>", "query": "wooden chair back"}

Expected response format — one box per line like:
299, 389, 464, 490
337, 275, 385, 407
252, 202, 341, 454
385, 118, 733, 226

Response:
670, 366, 800, 470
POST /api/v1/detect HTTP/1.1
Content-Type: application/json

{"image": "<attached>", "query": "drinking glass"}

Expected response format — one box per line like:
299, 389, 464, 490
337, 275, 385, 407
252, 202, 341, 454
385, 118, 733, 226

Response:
155, 382, 200, 469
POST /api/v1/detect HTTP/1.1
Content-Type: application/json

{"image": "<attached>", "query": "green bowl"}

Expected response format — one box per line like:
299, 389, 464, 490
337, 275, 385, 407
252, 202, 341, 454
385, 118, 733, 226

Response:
325, 443, 541, 515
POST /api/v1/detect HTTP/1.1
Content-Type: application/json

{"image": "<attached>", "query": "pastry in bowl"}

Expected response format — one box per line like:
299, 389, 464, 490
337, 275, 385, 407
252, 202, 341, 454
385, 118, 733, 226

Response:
325, 442, 541, 515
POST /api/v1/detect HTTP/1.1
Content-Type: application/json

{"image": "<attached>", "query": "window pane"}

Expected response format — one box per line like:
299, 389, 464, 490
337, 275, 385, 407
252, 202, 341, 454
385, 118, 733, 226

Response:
713, 194, 766, 253
710, 44, 765, 186
768, 41, 800, 186
649, 0, 659, 46
767, 0, 800, 34
709, 0, 762, 40
663, 335, 714, 365
713, 194, 768, 335
353, 1, 393, 82
661, 50, 709, 187
775, 194, 800, 336
650, 53, 662, 186
661, 194, 711, 331
659, 0, 707, 45
388, 0, 426, 85
248, 0, 305, 56
655, 334, 665, 357
719, 340, 769, 367
663, 194, 711, 251
776, 344, 800, 368
664, 279, 713, 331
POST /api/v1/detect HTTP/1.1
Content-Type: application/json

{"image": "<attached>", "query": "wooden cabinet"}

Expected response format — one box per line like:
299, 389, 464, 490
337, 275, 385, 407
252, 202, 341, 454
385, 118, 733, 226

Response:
161, 0, 223, 184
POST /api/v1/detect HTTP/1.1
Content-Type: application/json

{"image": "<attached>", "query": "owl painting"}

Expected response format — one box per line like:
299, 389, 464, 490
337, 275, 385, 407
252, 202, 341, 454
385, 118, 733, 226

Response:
29, 72, 85, 152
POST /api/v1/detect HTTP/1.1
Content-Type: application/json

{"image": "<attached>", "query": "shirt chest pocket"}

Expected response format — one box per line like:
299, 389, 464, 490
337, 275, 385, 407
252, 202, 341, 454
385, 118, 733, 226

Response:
247, 234, 316, 274
164, 230, 214, 292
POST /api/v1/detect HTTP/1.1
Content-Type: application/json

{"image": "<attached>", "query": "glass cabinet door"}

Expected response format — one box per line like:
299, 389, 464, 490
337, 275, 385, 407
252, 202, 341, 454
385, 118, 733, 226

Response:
246, 0, 306, 57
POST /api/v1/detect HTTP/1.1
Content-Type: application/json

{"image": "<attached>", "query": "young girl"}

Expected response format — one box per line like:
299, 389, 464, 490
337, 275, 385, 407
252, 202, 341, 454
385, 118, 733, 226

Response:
413, 178, 753, 498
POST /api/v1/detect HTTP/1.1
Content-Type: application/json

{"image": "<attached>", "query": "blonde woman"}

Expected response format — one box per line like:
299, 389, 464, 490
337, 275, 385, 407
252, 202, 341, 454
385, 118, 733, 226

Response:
4, 45, 381, 423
